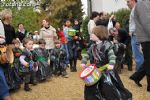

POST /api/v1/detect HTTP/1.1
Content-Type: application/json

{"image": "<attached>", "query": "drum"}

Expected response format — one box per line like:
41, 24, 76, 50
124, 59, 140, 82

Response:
68, 29, 76, 36
80, 65, 101, 86
80, 64, 108, 86
0, 46, 14, 64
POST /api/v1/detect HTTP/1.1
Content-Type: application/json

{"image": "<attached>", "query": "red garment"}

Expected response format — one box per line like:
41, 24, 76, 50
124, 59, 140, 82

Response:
58, 31, 66, 44
15, 52, 22, 57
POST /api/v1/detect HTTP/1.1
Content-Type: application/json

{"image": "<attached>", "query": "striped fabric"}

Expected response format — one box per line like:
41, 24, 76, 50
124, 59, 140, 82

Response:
108, 49, 116, 65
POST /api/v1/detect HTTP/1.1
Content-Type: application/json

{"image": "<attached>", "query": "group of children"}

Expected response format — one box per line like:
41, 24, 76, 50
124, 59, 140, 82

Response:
1, 18, 84, 93
8, 37, 68, 92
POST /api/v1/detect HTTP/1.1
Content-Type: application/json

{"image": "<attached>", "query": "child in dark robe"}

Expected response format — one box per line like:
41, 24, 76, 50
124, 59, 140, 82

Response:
32, 39, 50, 81
50, 40, 68, 78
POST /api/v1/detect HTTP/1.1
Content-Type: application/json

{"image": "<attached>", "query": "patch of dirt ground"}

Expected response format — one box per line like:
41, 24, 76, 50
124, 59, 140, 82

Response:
11, 61, 150, 100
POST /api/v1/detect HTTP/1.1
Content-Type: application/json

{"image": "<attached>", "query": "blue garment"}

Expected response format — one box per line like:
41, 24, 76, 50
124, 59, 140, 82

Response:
63, 27, 73, 41
61, 44, 70, 64
131, 35, 144, 70
0, 66, 9, 99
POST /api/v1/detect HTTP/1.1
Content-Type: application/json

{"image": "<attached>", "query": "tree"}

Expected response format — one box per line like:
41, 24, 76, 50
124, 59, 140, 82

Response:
0, 0, 84, 30
81, 16, 90, 41
113, 8, 130, 28
49, 0, 84, 27
11, 7, 44, 32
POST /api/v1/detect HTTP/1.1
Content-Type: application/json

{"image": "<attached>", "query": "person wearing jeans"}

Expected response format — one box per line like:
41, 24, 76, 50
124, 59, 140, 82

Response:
131, 34, 144, 70
0, 66, 12, 100
127, 0, 144, 87
127, 0, 144, 71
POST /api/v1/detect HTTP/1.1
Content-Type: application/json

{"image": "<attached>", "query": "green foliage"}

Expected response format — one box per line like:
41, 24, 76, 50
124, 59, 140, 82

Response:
11, 7, 42, 32
81, 16, 90, 41
50, 0, 84, 28
0, 0, 84, 31
113, 8, 130, 28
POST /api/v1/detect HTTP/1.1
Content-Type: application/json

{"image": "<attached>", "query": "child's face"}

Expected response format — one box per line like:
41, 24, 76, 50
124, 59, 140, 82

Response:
39, 44, 45, 49
34, 32, 39, 35
25, 40, 33, 50
55, 43, 61, 48
65, 20, 71, 27
74, 20, 79, 25
90, 34, 99, 42
15, 43, 20, 48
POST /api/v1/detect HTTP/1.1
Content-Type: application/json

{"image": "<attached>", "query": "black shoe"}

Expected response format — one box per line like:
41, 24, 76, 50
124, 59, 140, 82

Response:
129, 76, 142, 87
62, 74, 69, 78
30, 81, 37, 86
70, 69, 77, 72
147, 88, 150, 92
24, 84, 32, 91
128, 67, 133, 71
70, 67, 73, 72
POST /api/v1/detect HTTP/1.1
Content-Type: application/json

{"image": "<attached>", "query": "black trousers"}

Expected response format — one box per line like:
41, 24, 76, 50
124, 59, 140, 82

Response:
125, 41, 133, 70
130, 42, 150, 89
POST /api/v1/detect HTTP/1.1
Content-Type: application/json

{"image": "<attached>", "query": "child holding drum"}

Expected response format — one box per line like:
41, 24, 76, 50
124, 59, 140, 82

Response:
81, 25, 132, 100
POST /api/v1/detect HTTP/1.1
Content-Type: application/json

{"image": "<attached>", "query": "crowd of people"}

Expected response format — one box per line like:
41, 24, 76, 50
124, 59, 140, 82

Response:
0, 0, 150, 99
0, 9, 84, 100
81, 0, 150, 100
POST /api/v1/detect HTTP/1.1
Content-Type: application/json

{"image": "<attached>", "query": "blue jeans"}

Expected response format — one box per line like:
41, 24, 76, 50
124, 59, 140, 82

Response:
131, 35, 144, 70
0, 66, 9, 99
61, 44, 70, 64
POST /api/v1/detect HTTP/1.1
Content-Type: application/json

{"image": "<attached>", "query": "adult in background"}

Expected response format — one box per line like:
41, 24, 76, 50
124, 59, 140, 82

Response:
131, 0, 150, 92
123, 18, 133, 72
96, 12, 109, 27
87, 11, 99, 46
126, 0, 144, 87
0, 10, 12, 100
40, 17, 57, 75
40, 17, 57, 50
115, 22, 133, 71
16, 23, 28, 42
127, 0, 144, 70
96, 12, 116, 27
1, 9, 21, 90
1, 9, 16, 45
0, 13, 5, 44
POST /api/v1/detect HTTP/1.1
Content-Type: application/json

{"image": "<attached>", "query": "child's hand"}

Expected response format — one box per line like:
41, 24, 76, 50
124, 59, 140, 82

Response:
81, 64, 86, 68
74, 36, 78, 40
107, 65, 114, 70
110, 15, 114, 20
25, 63, 29, 67
33, 62, 37, 68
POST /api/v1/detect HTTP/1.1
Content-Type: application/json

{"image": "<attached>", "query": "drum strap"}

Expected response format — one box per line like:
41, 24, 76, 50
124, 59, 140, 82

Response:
36, 57, 48, 61
93, 45, 98, 64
